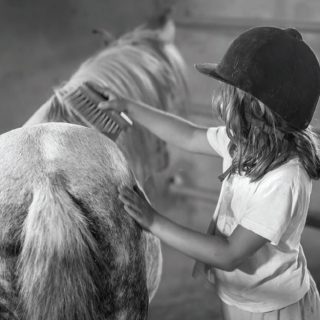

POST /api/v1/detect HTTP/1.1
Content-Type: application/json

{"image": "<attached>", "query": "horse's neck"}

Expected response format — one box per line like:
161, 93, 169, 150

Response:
24, 96, 70, 127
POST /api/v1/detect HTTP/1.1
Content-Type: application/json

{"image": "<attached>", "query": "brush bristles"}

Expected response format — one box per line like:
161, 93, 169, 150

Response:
59, 87, 121, 135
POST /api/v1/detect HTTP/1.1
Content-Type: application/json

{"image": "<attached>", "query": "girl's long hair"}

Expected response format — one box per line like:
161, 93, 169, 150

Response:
214, 83, 320, 181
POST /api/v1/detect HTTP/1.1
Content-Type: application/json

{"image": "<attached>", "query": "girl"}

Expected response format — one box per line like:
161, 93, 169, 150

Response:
96, 26, 320, 319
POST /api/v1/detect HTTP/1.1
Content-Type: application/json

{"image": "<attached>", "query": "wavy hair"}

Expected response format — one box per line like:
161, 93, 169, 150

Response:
214, 83, 320, 181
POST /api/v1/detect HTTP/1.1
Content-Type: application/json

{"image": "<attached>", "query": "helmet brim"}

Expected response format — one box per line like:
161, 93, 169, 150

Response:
194, 63, 234, 86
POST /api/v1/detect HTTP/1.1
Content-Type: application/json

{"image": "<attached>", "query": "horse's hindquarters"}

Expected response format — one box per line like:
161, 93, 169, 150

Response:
0, 123, 160, 320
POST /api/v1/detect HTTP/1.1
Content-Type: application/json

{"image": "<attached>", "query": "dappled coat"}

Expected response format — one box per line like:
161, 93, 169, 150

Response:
0, 123, 158, 319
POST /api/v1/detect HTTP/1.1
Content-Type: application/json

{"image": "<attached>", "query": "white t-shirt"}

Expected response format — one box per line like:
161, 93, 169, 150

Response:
207, 126, 312, 312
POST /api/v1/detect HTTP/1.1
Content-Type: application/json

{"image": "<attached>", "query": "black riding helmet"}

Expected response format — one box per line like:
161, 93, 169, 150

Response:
195, 27, 320, 130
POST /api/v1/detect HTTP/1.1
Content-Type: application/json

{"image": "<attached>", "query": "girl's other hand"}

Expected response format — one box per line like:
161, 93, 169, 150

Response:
118, 185, 157, 231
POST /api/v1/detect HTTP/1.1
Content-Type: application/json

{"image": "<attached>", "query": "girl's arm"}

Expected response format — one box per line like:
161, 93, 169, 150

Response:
124, 99, 216, 155
92, 84, 219, 156
151, 216, 267, 271
119, 186, 268, 271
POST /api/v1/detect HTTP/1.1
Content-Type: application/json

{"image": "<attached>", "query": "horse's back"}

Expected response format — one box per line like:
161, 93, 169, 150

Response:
0, 123, 151, 320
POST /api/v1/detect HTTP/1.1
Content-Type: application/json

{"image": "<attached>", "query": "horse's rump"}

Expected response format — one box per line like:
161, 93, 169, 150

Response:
0, 123, 151, 319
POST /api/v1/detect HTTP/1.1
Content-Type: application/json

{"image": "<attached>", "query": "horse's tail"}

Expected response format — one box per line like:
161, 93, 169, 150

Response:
18, 173, 101, 320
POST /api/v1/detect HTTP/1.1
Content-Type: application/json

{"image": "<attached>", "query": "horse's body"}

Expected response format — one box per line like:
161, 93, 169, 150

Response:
5, 13, 187, 319
0, 123, 158, 320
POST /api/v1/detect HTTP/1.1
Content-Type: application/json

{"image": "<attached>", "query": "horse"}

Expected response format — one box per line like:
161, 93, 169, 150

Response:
5, 12, 187, 320
0, 122, 159, 320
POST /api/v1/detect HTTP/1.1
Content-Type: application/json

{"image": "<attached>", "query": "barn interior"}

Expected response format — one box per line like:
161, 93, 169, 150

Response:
0, 0, 320, 319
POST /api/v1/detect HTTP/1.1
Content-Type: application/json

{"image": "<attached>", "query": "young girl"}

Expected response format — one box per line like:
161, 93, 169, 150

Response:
96, 26, 320, 319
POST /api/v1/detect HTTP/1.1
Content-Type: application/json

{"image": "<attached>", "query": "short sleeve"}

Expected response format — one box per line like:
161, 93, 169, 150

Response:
207, 126, 230, 158
239, 179, 293, 246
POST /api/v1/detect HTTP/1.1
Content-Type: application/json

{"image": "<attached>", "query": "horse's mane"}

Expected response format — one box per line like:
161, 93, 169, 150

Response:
46, 14, 187, 185
70, 24, 186, 112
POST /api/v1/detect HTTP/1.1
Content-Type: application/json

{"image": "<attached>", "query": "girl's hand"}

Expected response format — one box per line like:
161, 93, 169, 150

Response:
84, 81, 129, 112
118, 185, 158, 231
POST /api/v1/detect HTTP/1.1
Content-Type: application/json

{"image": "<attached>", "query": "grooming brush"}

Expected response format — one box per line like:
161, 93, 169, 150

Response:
55, 83, 132, 141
